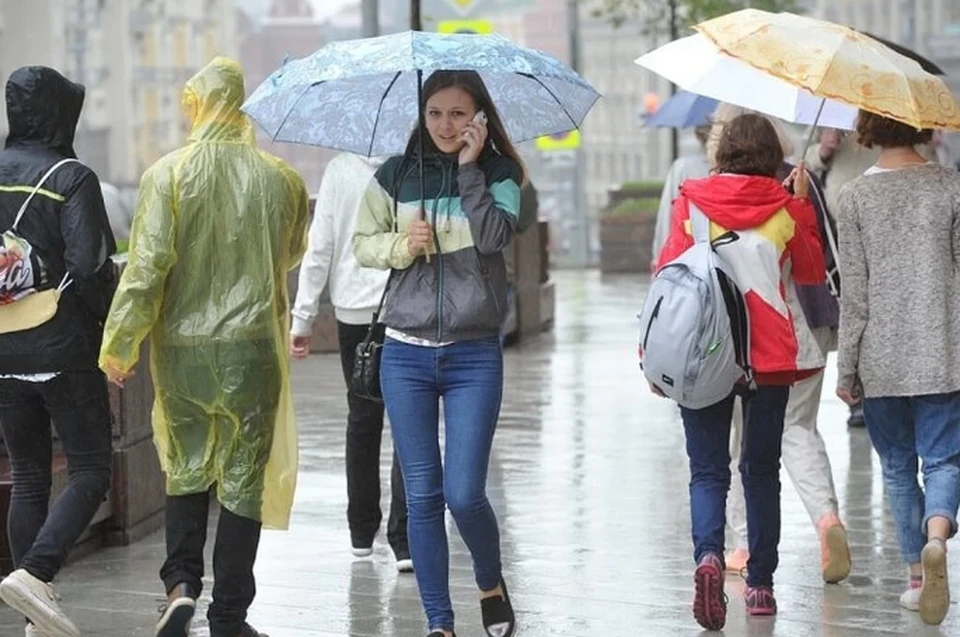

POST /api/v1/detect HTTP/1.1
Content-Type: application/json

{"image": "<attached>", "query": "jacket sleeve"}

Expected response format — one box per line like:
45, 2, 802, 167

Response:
98, 166, 177, 375
59, 169, 118, 323
458, 161, 520, 255
291, 170, 337, 337
352, 177, 415, 270
516, 182, 539, 234
655, 195, 693, 270
836, 186, 867, 393
786, 197, 826, 286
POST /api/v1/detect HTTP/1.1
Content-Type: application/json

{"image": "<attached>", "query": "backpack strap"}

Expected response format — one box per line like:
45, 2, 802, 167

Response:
689, 202, 711, 244
11, 158, 80, 231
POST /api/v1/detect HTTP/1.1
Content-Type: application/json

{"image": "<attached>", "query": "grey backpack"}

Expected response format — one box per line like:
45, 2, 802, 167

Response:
638, 204, 753, 409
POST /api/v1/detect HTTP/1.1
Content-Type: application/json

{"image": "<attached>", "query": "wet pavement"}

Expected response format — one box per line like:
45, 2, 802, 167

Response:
2, 270, 958, 636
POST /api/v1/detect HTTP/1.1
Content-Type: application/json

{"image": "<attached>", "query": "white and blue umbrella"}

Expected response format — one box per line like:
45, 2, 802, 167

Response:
241, 30, 601, 156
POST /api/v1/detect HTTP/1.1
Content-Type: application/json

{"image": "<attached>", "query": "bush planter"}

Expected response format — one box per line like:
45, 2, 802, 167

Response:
599, 184, 662, 274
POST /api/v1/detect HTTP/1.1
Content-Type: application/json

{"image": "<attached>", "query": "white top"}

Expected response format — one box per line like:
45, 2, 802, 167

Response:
385, 328, 453, 348
863, 162, 934, 176
291, 153, 391, 333
0, 373, 59, 382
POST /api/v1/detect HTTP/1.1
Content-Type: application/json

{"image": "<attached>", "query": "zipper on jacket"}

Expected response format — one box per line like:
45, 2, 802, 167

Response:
431, 160, 449, 342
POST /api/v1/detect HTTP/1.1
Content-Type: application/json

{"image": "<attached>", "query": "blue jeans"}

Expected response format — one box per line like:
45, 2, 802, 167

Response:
863, 393, 960, 563
380, 336, 504, 631
681, 386, 789, 588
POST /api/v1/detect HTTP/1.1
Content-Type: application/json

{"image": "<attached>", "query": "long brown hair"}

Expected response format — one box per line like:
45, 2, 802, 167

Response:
404, 70, 527, 185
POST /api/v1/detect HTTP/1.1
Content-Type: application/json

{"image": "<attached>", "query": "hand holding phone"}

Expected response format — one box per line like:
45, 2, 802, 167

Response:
459, 110, 488, 165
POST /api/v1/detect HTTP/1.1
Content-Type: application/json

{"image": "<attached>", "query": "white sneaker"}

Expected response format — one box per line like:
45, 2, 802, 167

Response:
0, 570, 79, 637
919, 539, 950, 625
900, 586, 921, 611
396, 558, 414, 573
351, 546, 374, 558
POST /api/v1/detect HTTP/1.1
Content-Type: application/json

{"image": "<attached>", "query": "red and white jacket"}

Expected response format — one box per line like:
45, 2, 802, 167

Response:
657, 174, 826, 385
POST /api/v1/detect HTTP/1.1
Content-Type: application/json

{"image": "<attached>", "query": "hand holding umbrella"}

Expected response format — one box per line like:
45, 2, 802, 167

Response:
407, 218, 435, 259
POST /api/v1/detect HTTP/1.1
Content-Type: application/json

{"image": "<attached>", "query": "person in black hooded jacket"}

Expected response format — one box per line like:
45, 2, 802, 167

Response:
0, 66, 116, 637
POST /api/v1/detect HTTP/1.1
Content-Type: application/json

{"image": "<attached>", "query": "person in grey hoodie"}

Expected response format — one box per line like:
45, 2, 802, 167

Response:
290, 152, 410, 572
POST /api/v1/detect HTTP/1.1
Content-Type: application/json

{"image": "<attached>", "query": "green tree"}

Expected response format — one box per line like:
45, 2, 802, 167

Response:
587, 0, 798, 32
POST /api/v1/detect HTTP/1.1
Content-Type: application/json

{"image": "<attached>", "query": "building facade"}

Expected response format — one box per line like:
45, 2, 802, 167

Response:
0, 0, 237, 187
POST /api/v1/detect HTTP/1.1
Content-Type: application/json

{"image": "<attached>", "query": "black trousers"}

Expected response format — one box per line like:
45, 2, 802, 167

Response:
337, 320, 408, 555
0, 373, 112, 583
160, 492, 261, 637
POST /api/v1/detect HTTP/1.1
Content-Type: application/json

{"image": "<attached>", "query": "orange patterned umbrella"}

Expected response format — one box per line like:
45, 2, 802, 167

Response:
694, 9, 960, 130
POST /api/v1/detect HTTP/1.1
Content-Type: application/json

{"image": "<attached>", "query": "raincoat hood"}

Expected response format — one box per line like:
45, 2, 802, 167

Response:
681, 174, 793, 230
5, 66, 84, 156
184, 56, 255, 144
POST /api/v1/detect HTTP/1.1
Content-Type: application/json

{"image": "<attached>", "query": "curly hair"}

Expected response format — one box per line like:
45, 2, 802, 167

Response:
856, 109, 933, 149
713, 113, 784, 178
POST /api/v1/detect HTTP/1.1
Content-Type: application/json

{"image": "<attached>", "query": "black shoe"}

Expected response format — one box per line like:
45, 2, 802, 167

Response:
218, 623, 266, 637
481, 579, 516, 637
156, 583, 196, 637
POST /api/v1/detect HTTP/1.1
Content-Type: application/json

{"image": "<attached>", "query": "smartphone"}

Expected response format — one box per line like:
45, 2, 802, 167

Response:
473, 110, 487, 126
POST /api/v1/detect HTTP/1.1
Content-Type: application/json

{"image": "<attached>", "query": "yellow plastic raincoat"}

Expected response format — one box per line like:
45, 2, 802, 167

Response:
99, 57, 309, 529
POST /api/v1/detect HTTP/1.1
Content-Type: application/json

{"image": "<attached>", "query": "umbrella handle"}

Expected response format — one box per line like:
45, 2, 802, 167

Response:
801, 98, 828, 161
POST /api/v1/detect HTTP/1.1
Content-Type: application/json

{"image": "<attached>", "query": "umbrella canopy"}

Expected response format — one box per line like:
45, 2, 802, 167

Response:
643, 90, 718, 128
863, 32, 945, 75
241, 30, 600, 156
694, 9, 960, 130
635, 34, 859, 129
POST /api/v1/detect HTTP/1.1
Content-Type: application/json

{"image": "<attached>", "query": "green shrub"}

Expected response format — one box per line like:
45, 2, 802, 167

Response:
607, 197, 659, 217
621, 180, 665, 195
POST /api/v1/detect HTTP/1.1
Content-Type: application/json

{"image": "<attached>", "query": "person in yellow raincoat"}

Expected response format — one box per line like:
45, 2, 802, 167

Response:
98, 57, 309, 637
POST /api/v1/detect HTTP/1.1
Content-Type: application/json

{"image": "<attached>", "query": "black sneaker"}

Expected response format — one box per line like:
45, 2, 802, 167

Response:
481, 579, 516, 637
215, 623, 267, 637
394, 547, 415, 573
156, 583, 196, 637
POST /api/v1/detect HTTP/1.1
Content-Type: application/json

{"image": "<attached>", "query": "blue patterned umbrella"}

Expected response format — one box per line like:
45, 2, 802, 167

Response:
241, 30, 600, 156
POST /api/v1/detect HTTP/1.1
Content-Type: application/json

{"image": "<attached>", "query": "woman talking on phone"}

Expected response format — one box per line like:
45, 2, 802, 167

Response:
352, 70, 524, 637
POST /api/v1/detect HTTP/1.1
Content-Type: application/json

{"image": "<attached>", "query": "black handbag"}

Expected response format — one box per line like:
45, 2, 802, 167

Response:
349, 274, 391, 403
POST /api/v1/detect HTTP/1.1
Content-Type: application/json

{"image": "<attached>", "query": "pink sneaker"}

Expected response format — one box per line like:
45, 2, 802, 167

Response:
693, 553, 727, 631
745, 586, 777, 616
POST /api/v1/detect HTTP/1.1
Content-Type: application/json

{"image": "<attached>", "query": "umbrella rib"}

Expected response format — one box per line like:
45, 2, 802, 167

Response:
273, 82, 315, 142
519, 73, 580, 131
367, 71, 404, 158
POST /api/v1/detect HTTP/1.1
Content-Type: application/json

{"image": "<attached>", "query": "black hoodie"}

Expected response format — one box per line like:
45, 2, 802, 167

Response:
0, 66, 116, 374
